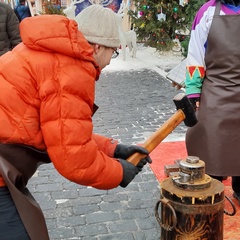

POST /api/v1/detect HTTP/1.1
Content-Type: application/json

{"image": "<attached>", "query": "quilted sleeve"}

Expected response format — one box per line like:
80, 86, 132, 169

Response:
92, 133, 118, 157
7, 5, 22, 48
39, 64, 123, 190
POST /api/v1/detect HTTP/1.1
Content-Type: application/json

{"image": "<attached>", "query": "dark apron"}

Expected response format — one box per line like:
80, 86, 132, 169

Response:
0, 144, 51, 240
186, 2, 240, 176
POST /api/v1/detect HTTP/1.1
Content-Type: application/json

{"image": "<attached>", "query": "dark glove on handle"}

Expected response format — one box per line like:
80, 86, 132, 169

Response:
118, 159, 139, 188
188, 97, 200, 110
114, 144, 152, 169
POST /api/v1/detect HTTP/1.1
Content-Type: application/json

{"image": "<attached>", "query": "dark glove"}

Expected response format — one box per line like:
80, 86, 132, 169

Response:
114, 144, 152, 169
118, 159, 139, 188
188, 97, 200, 110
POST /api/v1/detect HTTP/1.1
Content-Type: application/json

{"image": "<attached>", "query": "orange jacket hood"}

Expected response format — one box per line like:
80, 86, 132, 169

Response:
20, 15, 97, 63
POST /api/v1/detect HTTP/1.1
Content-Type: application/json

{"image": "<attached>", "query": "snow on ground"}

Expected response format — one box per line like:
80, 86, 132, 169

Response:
103, 43, 185, 78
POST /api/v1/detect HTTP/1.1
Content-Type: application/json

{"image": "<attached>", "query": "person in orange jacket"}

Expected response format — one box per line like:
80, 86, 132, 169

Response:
0, 5, 152, 240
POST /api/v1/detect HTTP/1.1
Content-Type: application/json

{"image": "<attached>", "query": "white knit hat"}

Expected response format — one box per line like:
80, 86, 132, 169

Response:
75, 5, 120, 48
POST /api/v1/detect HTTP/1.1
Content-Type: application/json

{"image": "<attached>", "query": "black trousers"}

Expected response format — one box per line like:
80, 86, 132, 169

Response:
210, 176, 240, 193
0, 187, 30, 240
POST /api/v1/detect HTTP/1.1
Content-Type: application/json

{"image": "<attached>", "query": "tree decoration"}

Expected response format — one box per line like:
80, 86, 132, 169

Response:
128, 0, 207, 52
179, 0, 188, 7
173, 13, 178, 19
157, 7, 166, 21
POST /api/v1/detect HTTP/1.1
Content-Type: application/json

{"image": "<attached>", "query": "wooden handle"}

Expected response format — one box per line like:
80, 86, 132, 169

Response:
127, 109, 185, 166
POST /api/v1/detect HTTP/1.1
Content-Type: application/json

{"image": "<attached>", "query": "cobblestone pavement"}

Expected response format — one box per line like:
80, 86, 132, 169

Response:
28, 69, 187, 240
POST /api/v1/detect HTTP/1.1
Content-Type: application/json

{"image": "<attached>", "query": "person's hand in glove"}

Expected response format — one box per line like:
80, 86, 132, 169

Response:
114, 144, 152, 168
118, 159, 141, 188
114, 144, 152, 187
187, 94, 200, 111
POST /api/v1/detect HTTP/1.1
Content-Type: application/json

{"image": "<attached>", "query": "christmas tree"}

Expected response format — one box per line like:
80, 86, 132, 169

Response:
128, 0, 206, 52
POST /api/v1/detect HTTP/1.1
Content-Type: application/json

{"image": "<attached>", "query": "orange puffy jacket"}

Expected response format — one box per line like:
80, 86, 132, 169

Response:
0, 15, 123, 190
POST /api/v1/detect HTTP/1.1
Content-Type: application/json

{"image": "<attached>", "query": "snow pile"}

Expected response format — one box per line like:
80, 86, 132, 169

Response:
103, 44, 184, 78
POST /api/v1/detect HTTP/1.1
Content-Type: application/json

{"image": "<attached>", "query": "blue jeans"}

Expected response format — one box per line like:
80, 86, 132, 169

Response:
0, 187, 30, 240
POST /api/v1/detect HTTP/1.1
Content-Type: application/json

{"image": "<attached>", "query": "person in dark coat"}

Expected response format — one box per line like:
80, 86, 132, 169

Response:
185, 0, 240, 204
0, 2, 21, 56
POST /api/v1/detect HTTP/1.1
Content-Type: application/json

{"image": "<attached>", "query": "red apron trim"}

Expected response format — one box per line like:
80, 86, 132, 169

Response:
0, 175, 6, 187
